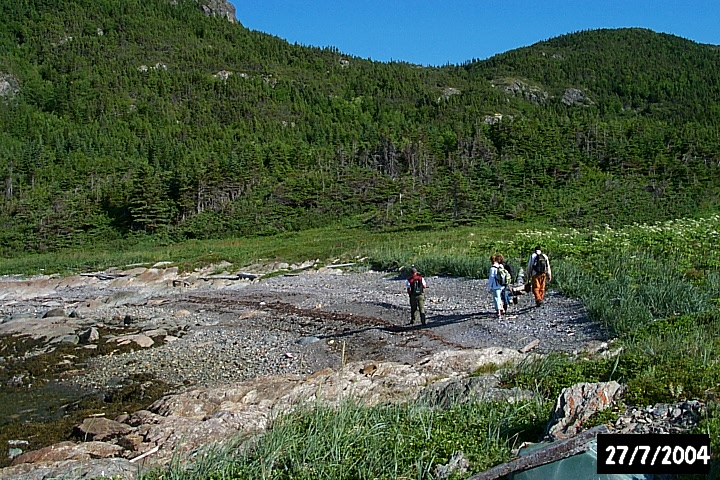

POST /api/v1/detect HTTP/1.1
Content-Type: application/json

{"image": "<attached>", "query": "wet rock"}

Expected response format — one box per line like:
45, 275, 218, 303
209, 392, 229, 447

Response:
7, 312, 36, 322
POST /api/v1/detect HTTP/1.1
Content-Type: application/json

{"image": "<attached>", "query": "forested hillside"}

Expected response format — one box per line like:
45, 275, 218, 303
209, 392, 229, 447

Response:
1, 0, 720, 255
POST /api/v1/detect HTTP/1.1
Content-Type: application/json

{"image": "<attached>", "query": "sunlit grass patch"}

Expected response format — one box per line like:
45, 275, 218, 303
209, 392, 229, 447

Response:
148, 397, 549, 480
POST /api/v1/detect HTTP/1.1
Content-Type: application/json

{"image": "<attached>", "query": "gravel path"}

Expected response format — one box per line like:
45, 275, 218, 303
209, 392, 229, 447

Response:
69, 270, 608, 391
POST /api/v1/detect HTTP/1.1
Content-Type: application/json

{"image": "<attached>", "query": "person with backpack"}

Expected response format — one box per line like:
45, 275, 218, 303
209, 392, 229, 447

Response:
525, 246, 552, 307
406, 267, 427, 325
495, 254, 515, 311
488, 255, 510, 318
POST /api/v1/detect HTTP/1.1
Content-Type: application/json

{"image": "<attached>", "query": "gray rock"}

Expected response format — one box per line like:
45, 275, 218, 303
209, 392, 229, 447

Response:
79, 327, 100, 344
198, 0, 236, 22
7, 312, 35, 322
0, 73, 19, 98
59, 334, 80, 345
43, 308, 66, 318
435, 451, 469, 480
562, 88, 594, 106
296, 336, 320, 345
421, 375, 499, 407
2, 457, 138, 480
75, 417, 133, 441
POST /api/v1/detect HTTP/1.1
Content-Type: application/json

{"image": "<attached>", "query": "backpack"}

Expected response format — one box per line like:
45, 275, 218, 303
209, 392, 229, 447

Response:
410, 276, 424, 295
501, 261, 515, 283
496, 265, 512, 287
533, 253, 548, 275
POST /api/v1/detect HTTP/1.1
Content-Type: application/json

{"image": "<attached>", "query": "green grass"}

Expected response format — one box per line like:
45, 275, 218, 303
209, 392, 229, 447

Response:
0, 219, 536, 277
146, 397, 549, 480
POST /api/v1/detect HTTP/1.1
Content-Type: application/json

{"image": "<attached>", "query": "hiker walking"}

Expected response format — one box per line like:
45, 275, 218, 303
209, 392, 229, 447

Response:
525, 246, 552, 307
488, 255, 511, 318
406, 267, 427, 325
495, 254, 515, 311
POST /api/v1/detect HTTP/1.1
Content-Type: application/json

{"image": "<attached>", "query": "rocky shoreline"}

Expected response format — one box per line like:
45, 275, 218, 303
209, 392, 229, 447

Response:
0, 263, 706, 478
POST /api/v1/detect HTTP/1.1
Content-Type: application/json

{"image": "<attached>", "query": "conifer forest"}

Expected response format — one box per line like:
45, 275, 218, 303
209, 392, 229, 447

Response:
2, 0, 720, 255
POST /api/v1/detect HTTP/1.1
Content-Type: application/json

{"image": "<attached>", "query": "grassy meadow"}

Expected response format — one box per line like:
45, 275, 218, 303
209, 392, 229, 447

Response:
3, 215, 720, 478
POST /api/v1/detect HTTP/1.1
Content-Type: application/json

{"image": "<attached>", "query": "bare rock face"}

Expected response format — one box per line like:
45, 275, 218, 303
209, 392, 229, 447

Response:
561, 88, 594, 106
545, 381, 625, 440
0, 73, 19, 98
493, 78, 548, 105
198, 0, 236, 22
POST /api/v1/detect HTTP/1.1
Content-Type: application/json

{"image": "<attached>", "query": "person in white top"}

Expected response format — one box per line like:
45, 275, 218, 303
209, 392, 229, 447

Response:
525, 246, 552, 307
487, 255, 505, 318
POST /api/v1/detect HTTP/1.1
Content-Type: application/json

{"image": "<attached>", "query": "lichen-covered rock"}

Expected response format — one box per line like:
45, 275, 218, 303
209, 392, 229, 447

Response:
545, 381, 625, 440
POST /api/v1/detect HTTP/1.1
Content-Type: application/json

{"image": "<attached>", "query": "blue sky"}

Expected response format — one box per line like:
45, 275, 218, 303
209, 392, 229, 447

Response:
229, 1, 720, 66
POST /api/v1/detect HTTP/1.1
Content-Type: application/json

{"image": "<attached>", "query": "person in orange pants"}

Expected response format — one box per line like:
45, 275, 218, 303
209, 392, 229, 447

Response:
525, 246, 552, 307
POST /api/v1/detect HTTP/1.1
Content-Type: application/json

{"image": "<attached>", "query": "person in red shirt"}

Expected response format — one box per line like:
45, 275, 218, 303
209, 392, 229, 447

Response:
406, 267, 427, 325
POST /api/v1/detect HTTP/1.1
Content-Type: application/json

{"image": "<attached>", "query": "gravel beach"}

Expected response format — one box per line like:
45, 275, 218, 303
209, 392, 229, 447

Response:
50, 269, 608, 392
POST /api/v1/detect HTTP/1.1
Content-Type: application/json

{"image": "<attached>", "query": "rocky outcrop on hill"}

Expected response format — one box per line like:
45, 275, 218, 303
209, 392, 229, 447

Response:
562, 87, 594, 106
198, 0, 236, 22
492, 79, 548, 105
0, 73, 19, 99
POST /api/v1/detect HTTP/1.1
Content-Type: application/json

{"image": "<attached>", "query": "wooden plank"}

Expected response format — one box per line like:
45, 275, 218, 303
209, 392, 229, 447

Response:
467, 425, 609, 480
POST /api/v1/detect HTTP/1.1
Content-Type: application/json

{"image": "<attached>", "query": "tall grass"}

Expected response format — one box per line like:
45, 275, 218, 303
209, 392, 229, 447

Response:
150, 397, 549, 480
